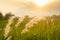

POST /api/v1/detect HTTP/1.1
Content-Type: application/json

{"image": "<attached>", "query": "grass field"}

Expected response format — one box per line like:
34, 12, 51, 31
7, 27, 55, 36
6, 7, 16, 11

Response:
0, 20, 8, 40
0, 15, 60, 40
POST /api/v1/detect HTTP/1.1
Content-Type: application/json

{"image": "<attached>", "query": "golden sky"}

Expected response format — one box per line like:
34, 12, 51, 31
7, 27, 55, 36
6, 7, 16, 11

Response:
0, 0, 60, 17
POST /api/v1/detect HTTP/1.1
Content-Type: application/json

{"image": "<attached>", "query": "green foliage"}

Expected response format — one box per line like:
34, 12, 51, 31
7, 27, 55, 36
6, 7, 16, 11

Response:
20, 15, 60, 40
0, 12, 14, 40
0, 20, 8, 40
6, 17, 19, 40
0, 12, 14, 20
0, 12, 3, 20
9, 16, 31, 40
0, 14, 60, 40
4, 12, 14, 20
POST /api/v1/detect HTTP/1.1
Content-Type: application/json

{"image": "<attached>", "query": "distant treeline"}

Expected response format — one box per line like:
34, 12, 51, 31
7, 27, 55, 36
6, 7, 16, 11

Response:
0, 12, 14, 20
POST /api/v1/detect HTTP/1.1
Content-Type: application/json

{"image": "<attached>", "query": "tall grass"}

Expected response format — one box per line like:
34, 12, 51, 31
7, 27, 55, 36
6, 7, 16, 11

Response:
0, 20, 8, 40
0, 15, 60, 40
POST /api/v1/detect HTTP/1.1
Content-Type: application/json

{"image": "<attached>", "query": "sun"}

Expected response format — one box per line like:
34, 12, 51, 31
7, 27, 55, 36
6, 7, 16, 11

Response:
32, 0, 54, 7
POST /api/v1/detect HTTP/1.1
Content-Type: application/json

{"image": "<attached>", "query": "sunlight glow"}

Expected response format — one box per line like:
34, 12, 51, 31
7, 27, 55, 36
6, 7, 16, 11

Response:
32, 0, 54, 7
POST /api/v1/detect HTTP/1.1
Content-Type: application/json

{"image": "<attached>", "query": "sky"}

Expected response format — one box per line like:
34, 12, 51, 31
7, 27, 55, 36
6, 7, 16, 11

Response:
0, 0, 60, 17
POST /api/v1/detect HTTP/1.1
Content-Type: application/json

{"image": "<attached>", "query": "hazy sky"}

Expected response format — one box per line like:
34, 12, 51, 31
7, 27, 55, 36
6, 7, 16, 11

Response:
0, 0, 60, 17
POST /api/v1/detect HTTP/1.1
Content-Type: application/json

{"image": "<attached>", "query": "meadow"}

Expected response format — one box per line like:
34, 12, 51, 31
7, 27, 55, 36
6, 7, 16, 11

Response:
0, 13, 60, 40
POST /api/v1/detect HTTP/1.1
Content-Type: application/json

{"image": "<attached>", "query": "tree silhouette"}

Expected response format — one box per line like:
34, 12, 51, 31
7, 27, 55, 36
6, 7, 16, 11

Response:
4, 12, 14, 20
0, 12, 3, 20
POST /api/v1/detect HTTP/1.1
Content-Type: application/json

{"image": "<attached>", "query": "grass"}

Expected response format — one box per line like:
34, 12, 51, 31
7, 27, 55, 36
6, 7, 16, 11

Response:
0, 15, 60, 40
0, 20, 8, 40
